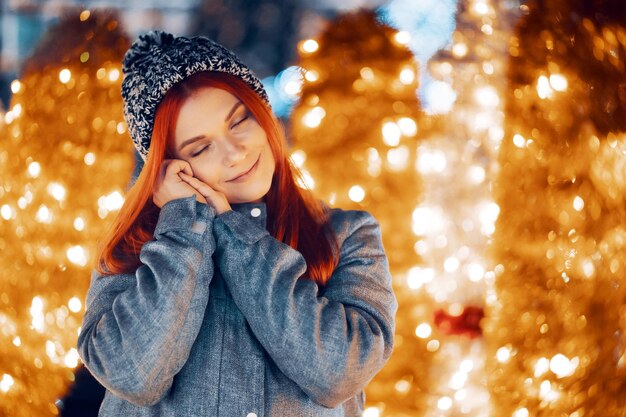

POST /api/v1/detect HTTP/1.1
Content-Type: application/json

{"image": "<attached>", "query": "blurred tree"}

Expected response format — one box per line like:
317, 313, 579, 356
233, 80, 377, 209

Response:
0, 9, 134, 416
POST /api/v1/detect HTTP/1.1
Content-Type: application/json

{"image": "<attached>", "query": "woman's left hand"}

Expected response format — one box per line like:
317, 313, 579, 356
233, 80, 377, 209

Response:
179, 172, 232, 215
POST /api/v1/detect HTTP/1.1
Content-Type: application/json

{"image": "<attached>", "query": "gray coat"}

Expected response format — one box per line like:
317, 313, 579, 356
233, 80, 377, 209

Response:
77, 195, 398, 416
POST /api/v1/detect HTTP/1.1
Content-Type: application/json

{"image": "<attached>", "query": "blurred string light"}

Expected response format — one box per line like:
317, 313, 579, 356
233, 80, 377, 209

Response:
483, 0, 626, 415
406, 0, 518, 414
289, 10, 425, 414
0, 10, 136, 416
262, 1, 458, 118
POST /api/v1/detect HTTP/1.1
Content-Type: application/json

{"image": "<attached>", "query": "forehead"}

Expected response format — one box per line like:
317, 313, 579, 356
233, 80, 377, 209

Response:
173, 87, 240, 144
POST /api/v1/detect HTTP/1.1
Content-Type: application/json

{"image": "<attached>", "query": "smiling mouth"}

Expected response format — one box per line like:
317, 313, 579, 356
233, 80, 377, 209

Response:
227, 155, 260, 182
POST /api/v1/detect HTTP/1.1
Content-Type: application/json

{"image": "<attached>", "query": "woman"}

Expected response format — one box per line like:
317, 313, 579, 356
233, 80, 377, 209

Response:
77, 30, 398, 417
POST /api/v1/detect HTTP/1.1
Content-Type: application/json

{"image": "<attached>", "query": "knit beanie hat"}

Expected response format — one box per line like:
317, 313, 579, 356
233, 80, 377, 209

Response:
121, 30, 271, 161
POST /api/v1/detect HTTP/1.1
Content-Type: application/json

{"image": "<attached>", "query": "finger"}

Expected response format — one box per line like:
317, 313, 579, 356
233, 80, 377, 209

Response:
165, 159, 191, 177
179, 174, 217, 197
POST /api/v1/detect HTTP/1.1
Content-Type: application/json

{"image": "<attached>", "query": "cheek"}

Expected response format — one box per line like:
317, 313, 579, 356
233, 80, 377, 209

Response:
191, 164, 220, 188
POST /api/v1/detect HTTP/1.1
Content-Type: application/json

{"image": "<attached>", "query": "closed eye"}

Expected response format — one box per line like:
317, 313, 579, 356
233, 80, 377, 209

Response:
192, 143, 211, 157
231, 112, 250, 129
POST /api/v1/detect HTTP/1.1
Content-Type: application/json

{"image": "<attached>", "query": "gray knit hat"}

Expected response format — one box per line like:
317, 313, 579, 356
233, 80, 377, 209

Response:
121, 30, 271, 161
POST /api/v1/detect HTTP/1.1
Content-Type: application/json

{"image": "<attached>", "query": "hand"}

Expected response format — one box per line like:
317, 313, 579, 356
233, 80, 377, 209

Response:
152, 159, 208, 208
179, 172, 232, 215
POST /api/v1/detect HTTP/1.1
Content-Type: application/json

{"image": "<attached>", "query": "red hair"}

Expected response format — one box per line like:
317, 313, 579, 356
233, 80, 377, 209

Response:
95, 72, 338, 286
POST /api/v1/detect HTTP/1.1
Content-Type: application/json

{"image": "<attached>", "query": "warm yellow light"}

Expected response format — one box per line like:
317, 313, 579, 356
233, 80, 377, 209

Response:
108, 68, 120, 82
550, 354, 578, 378
399, 67, 415, 85
415, 323, 432, 338
473, 1, 489, 15
0, 374, 14, 393
534, 75, 550, 100
468, 165, 486, 184
67, 245, 88, 267
437, 396, 453, 410
304, 70, 319, 82
573, 196, 584, 211
534, 357, 550, 377
481, 24, 493, 35
68, 297, 82, 313
382, 122, 401, 146
303, 106, 326, 128
387, 146, 409, 170
363, 407, 381, 417
296, 169, 315, 190
59, 68, 72, 84
449, 371, 467, 390
426, 339, 440, 352
47, 182, 67, 201
12, 337, 21, 347
496, 346, 511, 363
10, 80, 21, 94
582, 259, 595, 278
549, 74, 568, 91
397, 117, 417, 136
348, 185, 365, 203
99, 191, 124, 211
80, 10, 91, 21
1, 204, 13, 220
460, 359, 474, 373
301, 39, 319, 53
513, 408, 529, 417
479, 201, 500, 235
475, 86, 500, 107
444, 257, 460, 272
28, 161, 41, 177
455, 388, 467, 400
394, 31, 411, 45
395, 380, 411, 393
36, 205, 53, 223
74, 217, 85, 231
12, 103, 22, 117
290, 150, 306, 168
360, 67, 375, 81
407, 266, 435, 289
513, 134, 526, 148
416, 149, 447, 174
64, 348, 80, 368
452, 42, 468, 58
84, 152, 96, 165
412, 206, 445, 236
30, 296, 45, 333
467, 263, 485, 282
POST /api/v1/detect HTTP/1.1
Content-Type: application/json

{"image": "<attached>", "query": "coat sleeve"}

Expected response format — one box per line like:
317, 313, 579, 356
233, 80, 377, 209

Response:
77, 195, 216, 406
212, 208, 398, 408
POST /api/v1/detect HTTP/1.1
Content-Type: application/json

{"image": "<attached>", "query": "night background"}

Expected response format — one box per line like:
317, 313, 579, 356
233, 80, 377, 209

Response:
1, 0, 626, 416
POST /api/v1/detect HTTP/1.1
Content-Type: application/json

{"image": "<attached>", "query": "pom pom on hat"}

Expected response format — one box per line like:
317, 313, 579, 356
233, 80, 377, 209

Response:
120, 30, 271, 161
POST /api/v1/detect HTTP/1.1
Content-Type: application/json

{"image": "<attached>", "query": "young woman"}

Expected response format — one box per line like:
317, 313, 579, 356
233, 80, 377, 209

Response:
77, 30, 398, 417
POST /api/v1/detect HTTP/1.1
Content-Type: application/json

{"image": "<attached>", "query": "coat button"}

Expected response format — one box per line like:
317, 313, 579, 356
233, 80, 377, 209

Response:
250, 208, 261, 218
246, 413, 257, 417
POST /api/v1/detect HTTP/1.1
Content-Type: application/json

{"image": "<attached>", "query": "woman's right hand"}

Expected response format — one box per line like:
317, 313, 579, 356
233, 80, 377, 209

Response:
153, 159, 207, 208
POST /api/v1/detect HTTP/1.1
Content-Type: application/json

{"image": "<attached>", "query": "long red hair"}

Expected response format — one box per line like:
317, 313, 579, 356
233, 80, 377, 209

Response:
95, 71, 338, 286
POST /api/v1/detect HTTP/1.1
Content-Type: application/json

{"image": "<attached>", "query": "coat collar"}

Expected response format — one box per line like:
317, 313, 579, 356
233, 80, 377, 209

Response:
229, 201, 267, 230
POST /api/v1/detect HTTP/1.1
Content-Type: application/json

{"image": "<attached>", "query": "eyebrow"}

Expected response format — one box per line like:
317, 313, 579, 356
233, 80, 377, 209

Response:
178, 101, 243, 152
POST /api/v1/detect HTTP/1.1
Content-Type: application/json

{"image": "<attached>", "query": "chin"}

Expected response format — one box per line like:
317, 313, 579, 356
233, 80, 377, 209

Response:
226, 184, 271, 204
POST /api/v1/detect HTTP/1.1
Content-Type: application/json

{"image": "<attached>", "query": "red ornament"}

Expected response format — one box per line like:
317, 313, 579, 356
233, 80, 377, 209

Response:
433, 306, 484, 338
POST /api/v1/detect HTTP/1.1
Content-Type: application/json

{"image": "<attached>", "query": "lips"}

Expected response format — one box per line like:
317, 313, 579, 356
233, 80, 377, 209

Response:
227, 155, 260, 182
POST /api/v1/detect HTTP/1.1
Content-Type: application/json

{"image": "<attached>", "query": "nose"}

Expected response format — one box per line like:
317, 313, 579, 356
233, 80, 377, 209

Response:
222, 137, 247, 166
